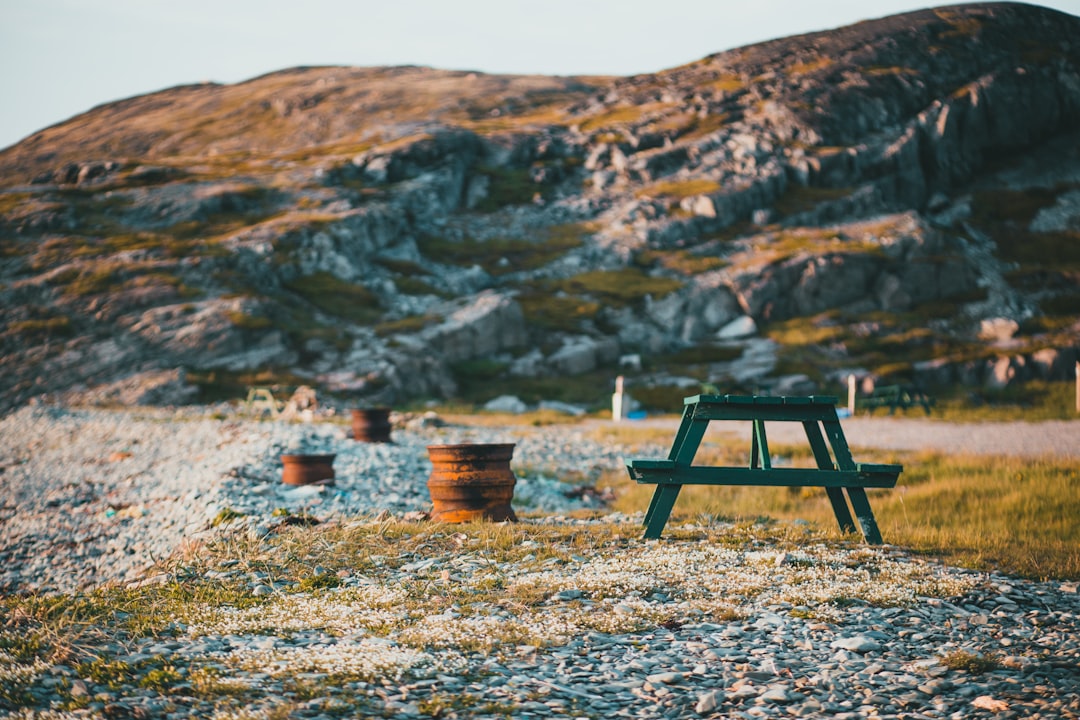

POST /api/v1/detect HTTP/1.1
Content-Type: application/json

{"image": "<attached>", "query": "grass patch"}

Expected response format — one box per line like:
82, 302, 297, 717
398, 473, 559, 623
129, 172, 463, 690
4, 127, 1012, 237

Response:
545, 268, 682, 307
0, 504, 1066, 712
186, 368, 312, 404
787, 57, 833, 76
450, 363, 616, 407
635, 178, 721, 202
970, 187, 1080, 270
710, 75, 745, 93
634, 248, 728, 275
929, 380, 1079, 422
226, 310, 273, 330
579, 105, 648, 133
6, 315, 73, 339
599, 437, 1080, 580
517, 293, 600, 332
282, 271, 382, 324
940, 650, 1000, 674
418, 223, 585, 276
52, 264, 124, 297
471, 166, 542, 212
374, 314, 441, 337
773, 185, 853, 217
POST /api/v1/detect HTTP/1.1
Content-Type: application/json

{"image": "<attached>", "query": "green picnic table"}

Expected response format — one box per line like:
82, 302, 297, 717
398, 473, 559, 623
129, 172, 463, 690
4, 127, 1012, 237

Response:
625, 394, 902, 544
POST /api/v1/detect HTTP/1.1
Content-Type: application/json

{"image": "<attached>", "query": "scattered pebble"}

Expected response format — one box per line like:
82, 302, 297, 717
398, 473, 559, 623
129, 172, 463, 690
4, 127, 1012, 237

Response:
1, 404, 1078, 719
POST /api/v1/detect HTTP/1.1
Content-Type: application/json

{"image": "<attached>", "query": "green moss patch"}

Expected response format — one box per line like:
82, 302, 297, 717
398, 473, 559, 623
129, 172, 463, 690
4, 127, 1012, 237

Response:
517, 293, 600, 332
544, 268, 682, 308
282, 271, 382, 324
471, 166, 541, 212
186, 369, 312, 403
971, 187, 1080, 270
634, 248, 727, 275
419, 223, 585, 276
773, 185, 853, 217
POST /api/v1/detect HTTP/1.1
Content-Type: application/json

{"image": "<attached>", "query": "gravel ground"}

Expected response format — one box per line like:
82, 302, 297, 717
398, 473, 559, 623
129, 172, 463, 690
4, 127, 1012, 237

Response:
1, 403, 1079, 719
0, 404, 630, 596
2, 404, 1078, 596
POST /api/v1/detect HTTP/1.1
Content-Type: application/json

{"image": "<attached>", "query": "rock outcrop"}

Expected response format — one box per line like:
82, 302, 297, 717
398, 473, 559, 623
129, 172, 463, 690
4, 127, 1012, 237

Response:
1, 3, 1078, 410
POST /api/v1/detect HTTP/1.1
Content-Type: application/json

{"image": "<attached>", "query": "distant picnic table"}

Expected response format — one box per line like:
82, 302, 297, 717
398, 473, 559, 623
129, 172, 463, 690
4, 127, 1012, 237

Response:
861, 385, 935, 415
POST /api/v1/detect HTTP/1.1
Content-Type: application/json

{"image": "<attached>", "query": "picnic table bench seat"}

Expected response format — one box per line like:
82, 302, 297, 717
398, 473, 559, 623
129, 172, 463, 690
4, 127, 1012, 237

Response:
625, 394, 902, 544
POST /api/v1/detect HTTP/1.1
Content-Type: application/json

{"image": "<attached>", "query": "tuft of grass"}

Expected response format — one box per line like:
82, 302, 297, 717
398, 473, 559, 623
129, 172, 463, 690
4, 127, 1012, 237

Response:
970, 187, 1080, 270
471, 166, 542, 212
374, 314, 441, 337
517, 292, 600, 332
186, 368, 312, 404
226, 310, 273, 330
787, 57, 833, 76
7, 315, 73, 338
418, 223, 585, 276
940, 650, 999, 674
634, 248, 728, 275
636, 178, 721, 202
212, 508, 246, 527
547, 268, 682, 307
773, 184, 853, 217
579, 105, 649, 133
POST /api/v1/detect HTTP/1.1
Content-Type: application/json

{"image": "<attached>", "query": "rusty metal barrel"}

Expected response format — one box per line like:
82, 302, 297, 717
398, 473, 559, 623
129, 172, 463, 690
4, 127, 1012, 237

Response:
426, 443, 518, 522
280, 453, 336, 486
351, 408, 392, 443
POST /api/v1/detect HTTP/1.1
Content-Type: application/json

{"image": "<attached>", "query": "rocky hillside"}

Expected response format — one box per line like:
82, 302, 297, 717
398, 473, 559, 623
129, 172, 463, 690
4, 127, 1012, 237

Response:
1, 2, 1079, 412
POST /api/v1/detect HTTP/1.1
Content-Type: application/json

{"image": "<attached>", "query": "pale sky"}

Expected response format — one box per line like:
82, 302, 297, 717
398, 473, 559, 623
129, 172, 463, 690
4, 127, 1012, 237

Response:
1, 0, 1078, 152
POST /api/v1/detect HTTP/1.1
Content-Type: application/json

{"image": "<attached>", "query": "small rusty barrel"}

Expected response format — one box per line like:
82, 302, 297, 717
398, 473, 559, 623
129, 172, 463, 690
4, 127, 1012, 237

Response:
351, 408, 392, 443
280, 453, 336, 486
426, 443, 518, 522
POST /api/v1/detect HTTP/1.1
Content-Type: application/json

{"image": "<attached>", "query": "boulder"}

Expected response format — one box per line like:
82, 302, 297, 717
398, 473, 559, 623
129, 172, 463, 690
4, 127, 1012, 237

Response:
717, 315, 757, 339
979, 318, 1019, 344
548, 337, 602, 375
420, 292, 527, 363
538, 400, 587, 416
985, 356, 1016, 390
484, 395, 528, 414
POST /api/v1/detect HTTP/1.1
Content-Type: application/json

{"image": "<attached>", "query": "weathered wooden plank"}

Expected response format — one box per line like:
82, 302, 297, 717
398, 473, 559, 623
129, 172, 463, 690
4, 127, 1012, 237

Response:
692, 403, 839, 423
629, 466, 897, 488
751, 419, 771, 469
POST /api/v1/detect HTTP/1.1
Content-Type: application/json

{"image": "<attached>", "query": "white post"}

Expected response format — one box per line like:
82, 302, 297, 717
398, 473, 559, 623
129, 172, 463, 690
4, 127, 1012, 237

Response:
848, 374, 856, 417
1075, 361, 1079, 414
612, 375, 625, 422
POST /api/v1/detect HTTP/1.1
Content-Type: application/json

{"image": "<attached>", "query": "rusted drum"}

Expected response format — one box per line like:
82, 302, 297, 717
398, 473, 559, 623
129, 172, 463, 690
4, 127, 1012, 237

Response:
280, 454, 336, 486
426, 443, 518, 522
351, 408, 392, 443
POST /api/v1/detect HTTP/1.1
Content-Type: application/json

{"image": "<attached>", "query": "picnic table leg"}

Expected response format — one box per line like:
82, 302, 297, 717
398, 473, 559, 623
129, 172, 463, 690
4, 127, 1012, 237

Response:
667, 405, 695, 460
670, 410, 709, 464
643, 484, 682, 539
845, 488, 884, 545
750, 419, 771, 469
821, 420, 856, 470
802, 421, 856, 534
